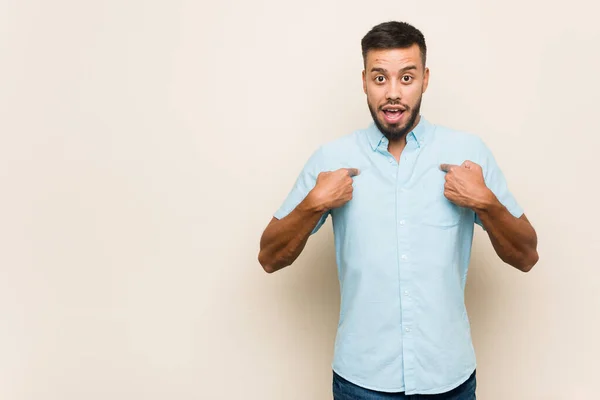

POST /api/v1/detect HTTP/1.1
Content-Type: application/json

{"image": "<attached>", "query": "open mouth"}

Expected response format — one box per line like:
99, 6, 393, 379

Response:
381, 108, 405, 124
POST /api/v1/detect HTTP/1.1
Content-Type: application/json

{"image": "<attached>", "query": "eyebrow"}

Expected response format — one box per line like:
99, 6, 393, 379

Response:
370, 65, 418, 74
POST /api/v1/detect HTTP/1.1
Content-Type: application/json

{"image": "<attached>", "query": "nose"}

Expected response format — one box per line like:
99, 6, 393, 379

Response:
386, 80, 401, 102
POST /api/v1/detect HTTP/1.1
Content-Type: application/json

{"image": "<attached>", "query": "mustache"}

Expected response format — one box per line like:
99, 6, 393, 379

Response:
379, 102, 409, 110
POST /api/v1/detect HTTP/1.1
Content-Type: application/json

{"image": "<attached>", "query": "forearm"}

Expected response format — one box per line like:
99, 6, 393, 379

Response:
475, 191, 539, 272
258, 195, 326, 273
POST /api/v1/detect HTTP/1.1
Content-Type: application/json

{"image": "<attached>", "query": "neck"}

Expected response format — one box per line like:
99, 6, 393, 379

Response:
387, 115, 421, 158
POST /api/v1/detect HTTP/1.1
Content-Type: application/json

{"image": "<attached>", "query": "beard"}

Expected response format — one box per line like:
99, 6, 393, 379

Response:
368, 95, 422, 142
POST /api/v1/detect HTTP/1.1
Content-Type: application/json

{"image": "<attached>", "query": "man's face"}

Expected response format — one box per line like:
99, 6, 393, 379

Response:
362, 45, 430, 141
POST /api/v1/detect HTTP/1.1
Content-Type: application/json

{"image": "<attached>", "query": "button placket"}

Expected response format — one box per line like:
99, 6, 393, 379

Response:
396, 141, 420, 389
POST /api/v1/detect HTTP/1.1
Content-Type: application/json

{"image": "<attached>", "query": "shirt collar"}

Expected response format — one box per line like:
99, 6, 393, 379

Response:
367, 115, 430, 151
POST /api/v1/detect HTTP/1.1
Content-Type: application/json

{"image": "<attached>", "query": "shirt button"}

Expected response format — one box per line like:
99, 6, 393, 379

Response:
404, 290, 409, 296
388, 159, 393, 164
405, 327, 410, 332
401, 254, 408, 261
399, 220, 405, 226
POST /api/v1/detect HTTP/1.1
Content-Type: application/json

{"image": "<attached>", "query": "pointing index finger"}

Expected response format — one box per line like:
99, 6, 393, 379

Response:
345, 168, 360, 177
440, 163, 458, 173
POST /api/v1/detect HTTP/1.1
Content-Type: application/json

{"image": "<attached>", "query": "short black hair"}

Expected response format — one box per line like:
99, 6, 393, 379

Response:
361, 21, 427, 68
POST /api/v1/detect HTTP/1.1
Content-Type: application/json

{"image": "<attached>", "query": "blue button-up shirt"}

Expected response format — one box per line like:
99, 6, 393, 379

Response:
273, 116, 523, 395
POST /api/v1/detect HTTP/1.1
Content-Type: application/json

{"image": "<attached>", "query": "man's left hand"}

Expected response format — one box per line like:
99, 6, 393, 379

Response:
439, 161, 494, 210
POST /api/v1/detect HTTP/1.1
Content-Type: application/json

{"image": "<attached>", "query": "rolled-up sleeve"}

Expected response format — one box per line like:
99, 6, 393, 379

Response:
475, 139, 524, 229
274, 146, 329, 235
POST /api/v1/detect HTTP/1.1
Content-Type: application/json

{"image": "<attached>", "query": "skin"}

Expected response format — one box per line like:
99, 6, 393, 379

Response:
440, 161, 538, 272
362, 46, 429, 161
258, 44, 538, 273
257, 168, 358, 273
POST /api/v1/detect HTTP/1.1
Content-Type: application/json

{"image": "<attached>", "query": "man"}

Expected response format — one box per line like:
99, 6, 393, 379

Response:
258, 21, 538, 399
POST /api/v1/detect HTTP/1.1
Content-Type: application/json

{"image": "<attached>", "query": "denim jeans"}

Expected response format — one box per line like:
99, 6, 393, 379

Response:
332, 369, 476, 400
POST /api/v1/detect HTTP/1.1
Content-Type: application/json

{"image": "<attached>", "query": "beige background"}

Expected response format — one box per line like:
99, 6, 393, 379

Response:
1, 0, 598, 399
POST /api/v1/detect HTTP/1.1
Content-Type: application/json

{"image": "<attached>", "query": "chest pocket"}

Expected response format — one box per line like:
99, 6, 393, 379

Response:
416, 167, 464, 228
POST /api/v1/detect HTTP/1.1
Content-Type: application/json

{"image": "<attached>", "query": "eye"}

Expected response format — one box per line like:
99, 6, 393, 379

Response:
402, 75, 413, 83
375, 75, 386, 83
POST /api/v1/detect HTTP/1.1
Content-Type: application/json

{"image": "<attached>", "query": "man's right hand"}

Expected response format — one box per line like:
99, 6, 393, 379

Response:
258, 167, 360, 273
305, 168, 360, 212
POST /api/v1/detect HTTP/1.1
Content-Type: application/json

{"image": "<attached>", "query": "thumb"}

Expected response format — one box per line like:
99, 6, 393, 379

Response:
461, 160, 477, 170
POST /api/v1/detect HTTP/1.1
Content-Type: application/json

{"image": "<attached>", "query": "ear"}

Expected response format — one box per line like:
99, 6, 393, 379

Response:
362, 70, 367, 94
422, 67, 430, 94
